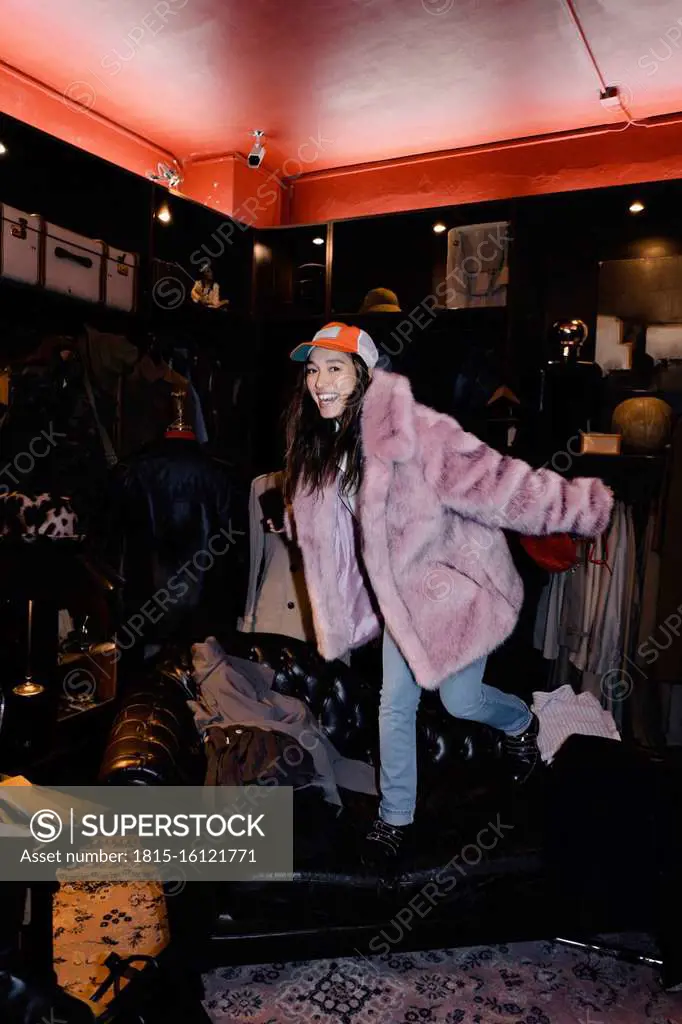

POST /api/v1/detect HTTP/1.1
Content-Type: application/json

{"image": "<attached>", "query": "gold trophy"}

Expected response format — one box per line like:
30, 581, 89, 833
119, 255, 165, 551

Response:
169, 389, 192, 434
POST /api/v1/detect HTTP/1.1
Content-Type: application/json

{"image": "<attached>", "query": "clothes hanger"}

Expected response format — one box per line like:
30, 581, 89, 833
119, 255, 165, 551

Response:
162, 362, 187, 386
486, 384, 520, 406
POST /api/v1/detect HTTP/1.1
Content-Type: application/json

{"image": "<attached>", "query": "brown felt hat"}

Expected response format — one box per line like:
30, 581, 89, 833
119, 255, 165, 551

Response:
359, 288, 401, 314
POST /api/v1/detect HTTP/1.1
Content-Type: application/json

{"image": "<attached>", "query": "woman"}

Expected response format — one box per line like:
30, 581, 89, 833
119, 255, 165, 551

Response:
284, 322, 613, 867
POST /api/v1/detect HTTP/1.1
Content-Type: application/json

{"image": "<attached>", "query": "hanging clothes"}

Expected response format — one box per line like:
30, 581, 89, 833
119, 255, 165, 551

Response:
238, 472, 315, 643
587, 504, 628, 678
81, 324, 138, 401
186, 380, 208, 444
569, 531, 604, 674
534, 572, 567, 662
558, 544, 588, 659
631, 505, 666, 747
648, 417, 682, 686
120, 354, 202, 458
614, 509, 641, 734
533, 502, 637, 724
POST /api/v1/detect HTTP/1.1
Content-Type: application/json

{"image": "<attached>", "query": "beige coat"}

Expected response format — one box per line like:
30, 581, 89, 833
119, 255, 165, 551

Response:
239, 471, 314, 642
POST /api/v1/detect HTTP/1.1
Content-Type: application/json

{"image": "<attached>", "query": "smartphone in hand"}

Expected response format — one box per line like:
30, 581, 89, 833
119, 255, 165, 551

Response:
259, 487, 286, 533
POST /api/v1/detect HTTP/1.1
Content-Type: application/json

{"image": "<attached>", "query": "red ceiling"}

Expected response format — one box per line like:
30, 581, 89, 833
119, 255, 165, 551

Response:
2, 0, 682, 222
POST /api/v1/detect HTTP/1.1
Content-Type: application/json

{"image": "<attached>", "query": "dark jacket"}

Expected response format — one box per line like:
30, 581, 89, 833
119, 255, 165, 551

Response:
118, 438, 244, 647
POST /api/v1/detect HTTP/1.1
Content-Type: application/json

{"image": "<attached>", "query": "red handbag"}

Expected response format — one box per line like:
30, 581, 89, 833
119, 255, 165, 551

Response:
519, 533, 579, 573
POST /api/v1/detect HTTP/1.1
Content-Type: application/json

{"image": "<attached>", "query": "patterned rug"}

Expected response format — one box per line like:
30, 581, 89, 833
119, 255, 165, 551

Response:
201, 941, 682, 1024
51, 884, 682, 1023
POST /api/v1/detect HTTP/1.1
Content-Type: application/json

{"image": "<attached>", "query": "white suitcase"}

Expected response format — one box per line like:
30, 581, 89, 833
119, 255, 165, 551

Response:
104, 245, 138, 312
0, 205, 42, 285
43, 222, 104, 302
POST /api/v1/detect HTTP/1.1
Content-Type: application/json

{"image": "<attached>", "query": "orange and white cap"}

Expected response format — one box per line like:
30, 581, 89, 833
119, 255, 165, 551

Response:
289, 322, 379, 369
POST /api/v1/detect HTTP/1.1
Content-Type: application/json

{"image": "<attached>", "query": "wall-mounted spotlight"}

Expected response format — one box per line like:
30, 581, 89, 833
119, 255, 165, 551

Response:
248, 130, 266, 169
629, 200, 645, 214
254, 242, 271, 263
433, 222, 447, 234
0, 142, 7, 156
156, 205, 172, 224
312, 236, 325, 245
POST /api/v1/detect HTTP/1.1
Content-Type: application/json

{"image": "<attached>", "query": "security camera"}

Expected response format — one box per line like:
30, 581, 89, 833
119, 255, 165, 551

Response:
247, 130, 266, 169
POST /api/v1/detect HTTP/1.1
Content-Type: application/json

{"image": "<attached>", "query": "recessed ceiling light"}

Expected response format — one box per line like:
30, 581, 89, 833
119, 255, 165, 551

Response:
156, 205, 172, 224
312, 236, 325, 245
433, 222, 447, 234
629, 201, 645, 214
0, 143, 7, 156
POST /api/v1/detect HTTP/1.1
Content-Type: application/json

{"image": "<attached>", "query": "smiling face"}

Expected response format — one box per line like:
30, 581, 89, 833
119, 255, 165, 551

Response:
305, 347, 360, 419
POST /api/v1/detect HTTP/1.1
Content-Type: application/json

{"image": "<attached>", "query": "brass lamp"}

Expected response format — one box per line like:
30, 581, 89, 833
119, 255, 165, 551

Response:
13, 599, 46, 696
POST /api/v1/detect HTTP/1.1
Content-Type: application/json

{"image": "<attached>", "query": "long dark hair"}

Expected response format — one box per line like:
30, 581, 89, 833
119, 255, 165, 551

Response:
284, 354, 371, 502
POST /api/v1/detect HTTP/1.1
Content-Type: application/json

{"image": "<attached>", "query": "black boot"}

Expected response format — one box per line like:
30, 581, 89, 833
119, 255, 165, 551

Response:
504, 713, 541, 784
361, 818, 412, 869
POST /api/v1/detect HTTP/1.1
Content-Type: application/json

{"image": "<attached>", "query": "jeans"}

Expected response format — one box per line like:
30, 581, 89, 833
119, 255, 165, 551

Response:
379, 629, 532, 826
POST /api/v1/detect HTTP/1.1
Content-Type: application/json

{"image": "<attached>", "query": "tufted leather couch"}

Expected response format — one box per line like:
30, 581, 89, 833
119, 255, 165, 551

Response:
99, 632, 673, 973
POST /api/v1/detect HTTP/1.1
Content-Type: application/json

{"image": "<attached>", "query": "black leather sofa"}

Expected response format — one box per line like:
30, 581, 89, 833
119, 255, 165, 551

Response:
99, 632, 680, 984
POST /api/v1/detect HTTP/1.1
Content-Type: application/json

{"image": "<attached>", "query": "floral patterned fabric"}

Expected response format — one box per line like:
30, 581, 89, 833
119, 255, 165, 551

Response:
54, 881, 169, 1015
201, 941, 680, 1024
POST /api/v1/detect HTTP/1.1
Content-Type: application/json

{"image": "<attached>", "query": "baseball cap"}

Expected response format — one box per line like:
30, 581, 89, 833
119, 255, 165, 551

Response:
289, 322, 379, 370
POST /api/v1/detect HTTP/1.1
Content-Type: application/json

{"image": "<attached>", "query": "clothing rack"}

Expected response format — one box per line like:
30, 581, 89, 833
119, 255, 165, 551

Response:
532, 447, 672, 748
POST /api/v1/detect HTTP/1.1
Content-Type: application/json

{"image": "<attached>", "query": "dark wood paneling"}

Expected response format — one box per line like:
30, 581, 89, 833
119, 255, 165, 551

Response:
599, 256, 682, 323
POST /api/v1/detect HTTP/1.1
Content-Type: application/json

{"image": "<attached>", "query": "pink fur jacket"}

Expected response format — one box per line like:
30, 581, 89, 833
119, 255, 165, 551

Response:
291, 369, 614, 690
